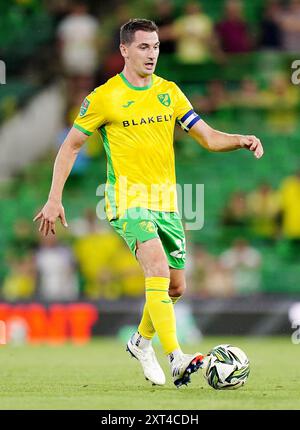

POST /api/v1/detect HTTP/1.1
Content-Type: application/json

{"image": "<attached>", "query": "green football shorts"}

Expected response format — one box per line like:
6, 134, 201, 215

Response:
109, 207, 186, 269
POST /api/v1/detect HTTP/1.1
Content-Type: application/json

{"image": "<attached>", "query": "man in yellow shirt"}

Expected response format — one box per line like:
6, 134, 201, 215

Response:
280, 171, 300, 239
34, 19, 263, 388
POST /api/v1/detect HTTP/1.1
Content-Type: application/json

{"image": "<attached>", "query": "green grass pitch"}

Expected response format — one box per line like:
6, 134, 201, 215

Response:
0, 336, 299, 410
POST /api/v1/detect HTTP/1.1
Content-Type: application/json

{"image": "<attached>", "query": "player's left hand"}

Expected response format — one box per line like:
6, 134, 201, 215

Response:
239, 135, 264, 159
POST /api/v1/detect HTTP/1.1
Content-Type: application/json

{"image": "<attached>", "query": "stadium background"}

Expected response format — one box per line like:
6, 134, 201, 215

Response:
1, 0, 300, 347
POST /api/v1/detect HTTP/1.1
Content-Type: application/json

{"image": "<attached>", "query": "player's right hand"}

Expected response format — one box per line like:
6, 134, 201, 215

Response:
33, 199, 68, 236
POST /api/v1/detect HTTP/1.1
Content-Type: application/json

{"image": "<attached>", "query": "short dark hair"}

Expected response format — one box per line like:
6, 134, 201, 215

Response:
120, 19, 158, 45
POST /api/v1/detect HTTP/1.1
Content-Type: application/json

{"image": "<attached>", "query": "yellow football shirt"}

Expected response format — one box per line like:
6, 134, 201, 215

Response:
73, 72, 200, 220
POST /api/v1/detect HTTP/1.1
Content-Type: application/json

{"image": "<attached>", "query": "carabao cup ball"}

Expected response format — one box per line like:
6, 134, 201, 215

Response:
203, 344, 250, 390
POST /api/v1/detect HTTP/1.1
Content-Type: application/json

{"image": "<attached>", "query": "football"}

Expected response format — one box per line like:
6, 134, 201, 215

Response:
203, 344, 250, 390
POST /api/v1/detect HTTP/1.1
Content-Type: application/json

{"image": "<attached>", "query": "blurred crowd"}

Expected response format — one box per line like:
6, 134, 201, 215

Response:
52, 0, 300, 74
2, 0, 299, 128
49, 0, 300, 137
187, 170, 300, 297
186, 238, 262, 297
2, 0, 300, 302
3, 170, 300, 301
221, 177, 300, 245
191, 74, 300, 134
3, 209, 145, 302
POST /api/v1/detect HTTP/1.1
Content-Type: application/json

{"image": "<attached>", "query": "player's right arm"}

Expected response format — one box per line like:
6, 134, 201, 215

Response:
34, 87, 106, 236
33, 127, 88, 236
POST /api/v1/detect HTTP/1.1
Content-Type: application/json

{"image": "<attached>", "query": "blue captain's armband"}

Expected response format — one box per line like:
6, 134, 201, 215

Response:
177, 109, 201, 132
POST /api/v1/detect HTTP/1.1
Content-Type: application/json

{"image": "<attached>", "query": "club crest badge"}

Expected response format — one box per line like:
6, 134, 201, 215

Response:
157, 93, 171, 107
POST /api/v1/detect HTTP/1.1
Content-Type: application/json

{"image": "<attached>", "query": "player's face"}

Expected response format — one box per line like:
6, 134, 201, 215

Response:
122, 31, 160, 77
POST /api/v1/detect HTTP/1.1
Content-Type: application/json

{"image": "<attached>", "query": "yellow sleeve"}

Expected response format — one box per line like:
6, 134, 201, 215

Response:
172, 83, 193, 121
73, 88, 106, 136
172, 83, 201, 131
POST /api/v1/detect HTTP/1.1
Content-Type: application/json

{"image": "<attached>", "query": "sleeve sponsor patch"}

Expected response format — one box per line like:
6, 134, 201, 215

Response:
79, 98, 90, 117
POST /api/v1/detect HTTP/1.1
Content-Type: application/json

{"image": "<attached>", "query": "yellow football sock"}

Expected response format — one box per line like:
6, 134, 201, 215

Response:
138, 294, 182, 340
144, 276, 180, 354
138, 304, 155, 340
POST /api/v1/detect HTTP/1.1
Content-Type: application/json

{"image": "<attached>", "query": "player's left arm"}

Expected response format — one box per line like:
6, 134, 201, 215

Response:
188, 117, 264, 159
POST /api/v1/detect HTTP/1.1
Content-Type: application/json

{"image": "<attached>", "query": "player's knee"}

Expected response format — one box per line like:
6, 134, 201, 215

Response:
146, 261, 170, 278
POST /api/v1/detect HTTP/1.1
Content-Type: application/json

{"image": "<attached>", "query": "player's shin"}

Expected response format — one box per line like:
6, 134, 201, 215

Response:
137, 294, 181, 345
137, 303, 155, 342
145, 276, 180, 355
